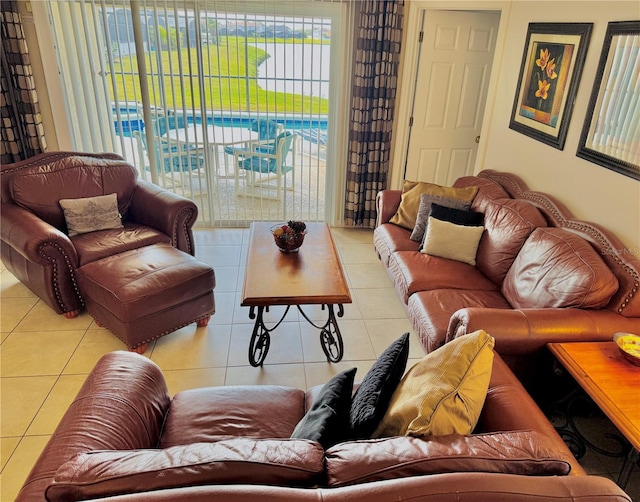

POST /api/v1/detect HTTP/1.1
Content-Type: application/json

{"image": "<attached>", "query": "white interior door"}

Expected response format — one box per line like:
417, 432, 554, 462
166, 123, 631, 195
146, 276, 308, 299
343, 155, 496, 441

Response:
404, 10, 499, 185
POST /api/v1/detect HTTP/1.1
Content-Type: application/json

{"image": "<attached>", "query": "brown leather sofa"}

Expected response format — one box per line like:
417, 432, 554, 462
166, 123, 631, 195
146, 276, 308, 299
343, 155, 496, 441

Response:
1, 151, 199, 318
374, 170, 640, 396
17, 350, 629, 501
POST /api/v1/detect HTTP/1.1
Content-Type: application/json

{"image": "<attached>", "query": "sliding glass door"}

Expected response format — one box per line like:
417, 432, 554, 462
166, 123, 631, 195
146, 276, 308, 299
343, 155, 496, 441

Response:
44, 0, 350, 227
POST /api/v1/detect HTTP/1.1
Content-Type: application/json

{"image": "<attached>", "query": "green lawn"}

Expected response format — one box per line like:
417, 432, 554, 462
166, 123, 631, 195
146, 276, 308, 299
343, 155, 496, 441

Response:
112, 38, 328, 114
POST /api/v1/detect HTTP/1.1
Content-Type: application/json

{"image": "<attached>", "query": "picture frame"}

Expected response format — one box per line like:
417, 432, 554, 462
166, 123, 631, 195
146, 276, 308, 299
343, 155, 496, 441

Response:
576, 20, 640, 181
509, 23, 592, 150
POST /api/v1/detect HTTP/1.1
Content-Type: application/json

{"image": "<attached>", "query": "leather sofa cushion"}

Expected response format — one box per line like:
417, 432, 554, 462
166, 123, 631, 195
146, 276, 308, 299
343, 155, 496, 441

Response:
502, 227, 619, 309
373, 224, 420, 267
325, 431, 571, 487
471, 193, 547, 285
9, 158, 137, 231
388, 251, 498, 304
72, 222, 170, 266
46, 439, 325, 501
160, 385, 306, 447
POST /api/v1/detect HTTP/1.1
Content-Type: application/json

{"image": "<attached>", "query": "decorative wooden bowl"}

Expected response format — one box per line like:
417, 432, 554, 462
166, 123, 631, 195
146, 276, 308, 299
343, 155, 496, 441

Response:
613, 332, 640, 367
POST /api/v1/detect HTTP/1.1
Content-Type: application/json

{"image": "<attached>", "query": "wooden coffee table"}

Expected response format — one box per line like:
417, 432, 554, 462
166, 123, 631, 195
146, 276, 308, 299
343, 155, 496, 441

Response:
242, 222, 352, 367
548, 341, 640, 488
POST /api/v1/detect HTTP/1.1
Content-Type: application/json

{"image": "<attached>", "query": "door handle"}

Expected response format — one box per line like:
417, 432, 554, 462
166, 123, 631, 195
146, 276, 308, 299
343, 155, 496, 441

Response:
475, 136, 480, 144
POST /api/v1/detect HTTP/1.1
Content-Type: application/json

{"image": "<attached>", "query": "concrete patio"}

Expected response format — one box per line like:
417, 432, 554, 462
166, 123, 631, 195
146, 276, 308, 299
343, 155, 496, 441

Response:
119, 133, 326, 226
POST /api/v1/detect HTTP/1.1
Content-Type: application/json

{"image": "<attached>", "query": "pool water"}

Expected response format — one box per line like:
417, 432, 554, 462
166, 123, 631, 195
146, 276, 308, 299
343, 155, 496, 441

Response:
112, 104, 327, 144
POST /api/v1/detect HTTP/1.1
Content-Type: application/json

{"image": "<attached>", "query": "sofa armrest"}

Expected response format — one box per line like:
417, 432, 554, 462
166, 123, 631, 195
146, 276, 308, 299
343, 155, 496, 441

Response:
447, 307, 638, 355
375, 190, 402, 227
1, 203, 78, 266
1, 202, 83, 313
128, 181, 198, 255
16, 351, 171, 502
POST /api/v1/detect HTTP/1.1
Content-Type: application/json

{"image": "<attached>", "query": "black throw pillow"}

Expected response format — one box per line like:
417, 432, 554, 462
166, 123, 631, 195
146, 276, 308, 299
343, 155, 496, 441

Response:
291, 367, 357, 449
349, 333, 410, 439
430, 202, 484, 226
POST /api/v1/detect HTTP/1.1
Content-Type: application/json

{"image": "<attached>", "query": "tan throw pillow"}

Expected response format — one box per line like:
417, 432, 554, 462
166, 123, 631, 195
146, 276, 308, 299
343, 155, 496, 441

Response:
389, 181, 478, 230
59, 193, 123, 236
421, 216, 484, 266
373, 329, 495, 438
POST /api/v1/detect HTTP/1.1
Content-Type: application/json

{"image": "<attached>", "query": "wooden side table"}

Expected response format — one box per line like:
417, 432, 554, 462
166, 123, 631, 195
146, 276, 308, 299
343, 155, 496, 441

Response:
548, 341, 640, 488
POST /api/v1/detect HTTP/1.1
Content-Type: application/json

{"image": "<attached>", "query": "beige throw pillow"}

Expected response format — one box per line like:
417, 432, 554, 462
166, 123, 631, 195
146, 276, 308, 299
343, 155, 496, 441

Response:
389, 181, 478, 230
59, 193, 123, 236
373, 329, 495, 438
421, 216, 484, 266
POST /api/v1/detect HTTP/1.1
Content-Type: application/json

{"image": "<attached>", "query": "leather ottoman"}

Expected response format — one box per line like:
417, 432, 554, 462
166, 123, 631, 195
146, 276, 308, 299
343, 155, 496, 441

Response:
76, 243, 215, 351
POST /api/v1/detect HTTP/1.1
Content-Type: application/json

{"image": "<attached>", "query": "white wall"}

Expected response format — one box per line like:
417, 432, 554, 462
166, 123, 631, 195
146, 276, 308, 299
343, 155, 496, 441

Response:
481, 0, 640, 251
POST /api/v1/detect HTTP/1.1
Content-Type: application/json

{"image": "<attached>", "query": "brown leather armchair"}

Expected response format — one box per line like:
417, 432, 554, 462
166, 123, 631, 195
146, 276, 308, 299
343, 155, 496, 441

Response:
1, 151, 198, 318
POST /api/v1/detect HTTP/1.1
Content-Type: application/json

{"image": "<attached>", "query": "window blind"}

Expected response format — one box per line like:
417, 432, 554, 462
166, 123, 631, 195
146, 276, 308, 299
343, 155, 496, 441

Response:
45, 0, 348, 227
586, 33, 640, 166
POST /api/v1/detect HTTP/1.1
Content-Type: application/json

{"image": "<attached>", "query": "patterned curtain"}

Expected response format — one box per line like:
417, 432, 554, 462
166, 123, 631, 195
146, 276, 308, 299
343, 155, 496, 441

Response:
0, 1, 46, 164
344, 0, 403, 228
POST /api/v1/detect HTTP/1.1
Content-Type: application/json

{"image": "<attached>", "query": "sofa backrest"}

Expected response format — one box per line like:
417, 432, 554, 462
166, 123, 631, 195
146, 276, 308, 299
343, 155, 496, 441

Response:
479, 169, 640, 318
0, 151, 123, 202
453, 176, 510, 200
4, 152, 138, 231
453, 176, 547, 285
501, 227, 619, 310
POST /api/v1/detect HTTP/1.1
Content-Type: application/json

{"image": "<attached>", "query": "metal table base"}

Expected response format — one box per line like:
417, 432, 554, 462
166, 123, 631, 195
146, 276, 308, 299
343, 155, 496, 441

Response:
248, 304, 345, 367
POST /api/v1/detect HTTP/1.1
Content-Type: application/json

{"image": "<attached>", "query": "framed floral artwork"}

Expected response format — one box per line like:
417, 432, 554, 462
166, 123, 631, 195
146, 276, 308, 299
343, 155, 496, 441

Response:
509, 23, 592, 150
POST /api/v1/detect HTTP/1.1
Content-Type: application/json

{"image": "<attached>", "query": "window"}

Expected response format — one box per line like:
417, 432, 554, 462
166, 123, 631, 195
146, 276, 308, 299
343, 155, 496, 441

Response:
42, 0, 353, 226
577, 21, 640, 180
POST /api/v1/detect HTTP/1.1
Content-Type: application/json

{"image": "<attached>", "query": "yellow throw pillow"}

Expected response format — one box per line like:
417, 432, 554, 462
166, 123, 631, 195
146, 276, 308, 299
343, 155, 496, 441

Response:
373, 330, 494, 438
389, 181, 478, 230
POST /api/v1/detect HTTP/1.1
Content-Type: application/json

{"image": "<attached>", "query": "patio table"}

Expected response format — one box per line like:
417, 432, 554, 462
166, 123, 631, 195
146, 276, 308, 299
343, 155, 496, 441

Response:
165, 124, 259, 178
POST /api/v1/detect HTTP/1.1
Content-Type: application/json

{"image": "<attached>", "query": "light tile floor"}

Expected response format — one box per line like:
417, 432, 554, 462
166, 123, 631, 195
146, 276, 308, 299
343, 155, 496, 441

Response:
1, 227, 638, 500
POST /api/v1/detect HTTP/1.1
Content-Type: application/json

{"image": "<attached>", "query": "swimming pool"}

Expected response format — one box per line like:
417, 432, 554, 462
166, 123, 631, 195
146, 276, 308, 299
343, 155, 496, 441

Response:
112, 104, 328, 144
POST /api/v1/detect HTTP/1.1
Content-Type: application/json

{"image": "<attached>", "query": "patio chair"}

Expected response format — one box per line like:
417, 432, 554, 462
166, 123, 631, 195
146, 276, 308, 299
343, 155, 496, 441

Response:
149, 109, 187, 136
224, 118, 283, 158
133, 129, 206, 191
233, 131, 298, 199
